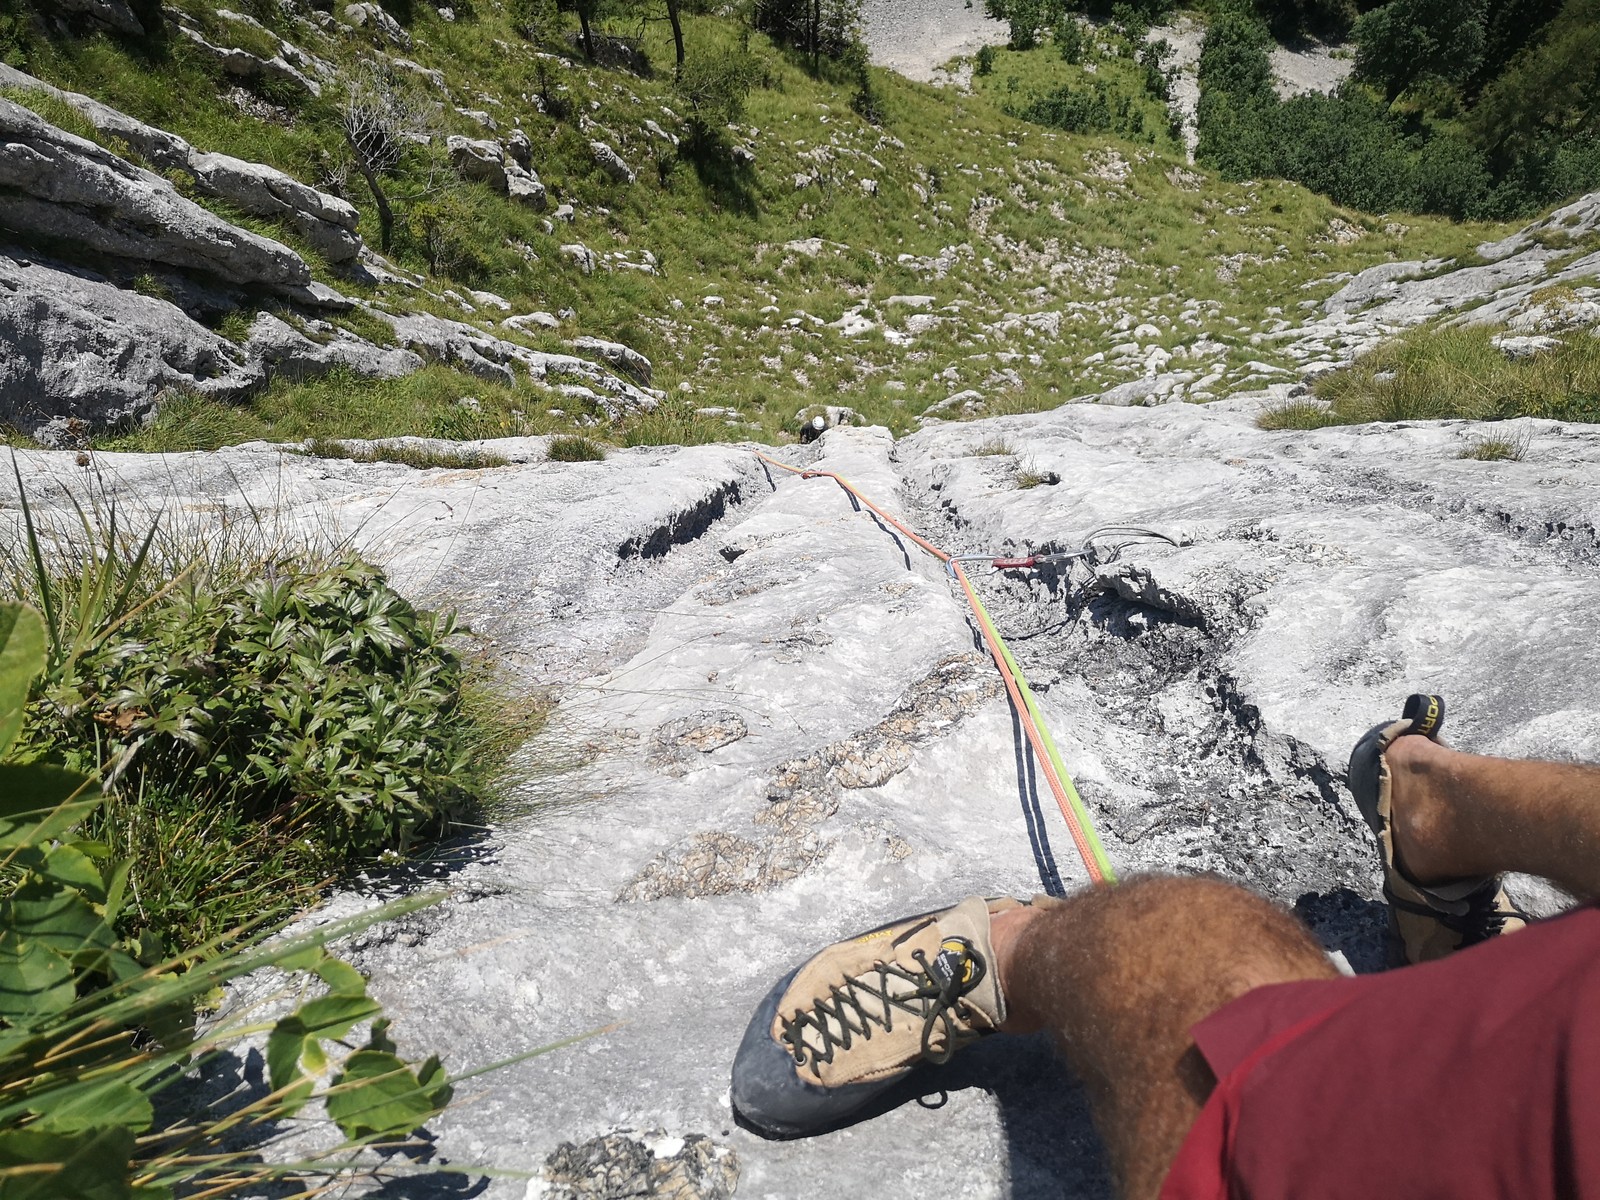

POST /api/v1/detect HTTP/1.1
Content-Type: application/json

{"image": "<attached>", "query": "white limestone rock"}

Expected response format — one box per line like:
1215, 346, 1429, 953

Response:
0, 254, 262, 444
589, 140, 636, 185
570, 335, 653, 386
245, 312, 423, 381
560, 243, 597, 275
7, 402, 1598, 1198
446, 135, 507, 189
0, 97, 311, 291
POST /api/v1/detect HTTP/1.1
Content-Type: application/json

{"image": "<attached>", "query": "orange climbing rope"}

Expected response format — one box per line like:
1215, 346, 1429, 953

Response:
751, 449, 1115, 887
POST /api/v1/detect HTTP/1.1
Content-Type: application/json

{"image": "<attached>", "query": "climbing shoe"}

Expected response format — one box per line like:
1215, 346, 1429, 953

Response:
730, 895, 1031, 1138
1348, 693, 1529, 967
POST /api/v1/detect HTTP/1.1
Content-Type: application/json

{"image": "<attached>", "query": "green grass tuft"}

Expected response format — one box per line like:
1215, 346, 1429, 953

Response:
1290, 324, 1600, 427
972, 436, 1017, 456
1459, 431, 1530, 461
546, 433, 607, 461
303, 436, 509, 469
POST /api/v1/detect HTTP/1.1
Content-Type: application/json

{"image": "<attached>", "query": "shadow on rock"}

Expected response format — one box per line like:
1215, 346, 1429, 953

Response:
151, 1048, 487, 1197
734, 1035, 1112, 1199
1294, 886, 1389, 974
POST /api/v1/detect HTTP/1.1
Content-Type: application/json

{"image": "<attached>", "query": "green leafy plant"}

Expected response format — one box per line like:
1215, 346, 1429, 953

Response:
2, 471, 527, 953
0, 599, 458, 1198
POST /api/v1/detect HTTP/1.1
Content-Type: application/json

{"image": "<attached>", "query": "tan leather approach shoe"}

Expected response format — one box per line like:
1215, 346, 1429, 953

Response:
730, 896, 1036, 1138
1347, 693, 1529, 967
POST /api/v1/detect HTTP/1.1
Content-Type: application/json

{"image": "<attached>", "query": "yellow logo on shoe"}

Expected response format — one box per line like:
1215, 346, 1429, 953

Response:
940, 939, 975, 983
1415, 695, 1441, 735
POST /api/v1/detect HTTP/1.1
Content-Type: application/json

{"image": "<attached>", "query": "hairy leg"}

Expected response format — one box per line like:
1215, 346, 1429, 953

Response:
989, 876, 1336, 1200
1385, 738, 1600, 900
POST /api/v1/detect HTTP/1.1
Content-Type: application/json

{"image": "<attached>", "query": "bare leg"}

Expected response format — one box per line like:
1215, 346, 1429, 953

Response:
989, 876, 1336, 1200
1383, 738, 1600, 900
981, 747, 1600, 1199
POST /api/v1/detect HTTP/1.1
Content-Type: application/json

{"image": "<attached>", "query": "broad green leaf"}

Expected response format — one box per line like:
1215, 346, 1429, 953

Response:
0, 1124, 136, 1200
0, 769, 99, 848
265, 993, 382, 1091
0, 602, 44, 758
30, 1080, 154, 1135
275, 946, 367, 997
325, 1050, 453, 1140
41, 845, 107, 902
7, 887, 110, 956
0, 932, 75, 1021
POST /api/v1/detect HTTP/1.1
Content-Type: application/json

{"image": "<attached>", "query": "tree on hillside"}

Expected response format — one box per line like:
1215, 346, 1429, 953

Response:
750, 0, 861, 69
1468, 0, 1600, 169
338, 63, 433, 251
560, 0, 601, 59
1351, 0, 1488, 104
664, 0, 685, 75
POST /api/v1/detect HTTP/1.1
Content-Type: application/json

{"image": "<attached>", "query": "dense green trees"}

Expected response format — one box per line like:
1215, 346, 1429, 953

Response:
1194, 0, 1600, 219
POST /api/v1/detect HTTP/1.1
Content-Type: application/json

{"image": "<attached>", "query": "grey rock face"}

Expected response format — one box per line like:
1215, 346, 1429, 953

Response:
446, 135, 507, 188
589, 140, 636, 184
188, 153, 362, 263
0, 254, 262, 443
506, 127, 534, 169
172, 23, 324, 100
340, 2, 412, 47
245, 312, 423, 382
0, 97, 311, 291
560, 243, 598, 275
1286, 189, 1600, 368
505, 161, 548, 210
55, 0, 144, 34
503, 311, 560, 332
380, 310, 659, 414
8, 405, 1596, 1196
570, 335, 652, 386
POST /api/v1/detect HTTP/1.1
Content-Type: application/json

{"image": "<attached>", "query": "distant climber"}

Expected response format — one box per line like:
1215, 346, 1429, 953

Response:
732, 695, 1599, 1198
796, 406, 860, 443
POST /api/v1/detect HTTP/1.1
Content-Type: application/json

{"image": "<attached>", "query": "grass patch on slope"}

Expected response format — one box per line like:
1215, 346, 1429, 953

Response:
2, 479, 535, 956
15, 2, 1521, 442
1259, 324, 1600, 428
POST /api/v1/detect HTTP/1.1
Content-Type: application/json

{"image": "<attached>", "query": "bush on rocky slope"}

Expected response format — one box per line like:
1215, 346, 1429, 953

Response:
0, 599, 465, 1199
2, 487, 524, 955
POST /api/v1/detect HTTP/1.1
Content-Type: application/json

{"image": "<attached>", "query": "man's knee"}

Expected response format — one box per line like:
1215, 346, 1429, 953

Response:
1042, 873, 1335, 995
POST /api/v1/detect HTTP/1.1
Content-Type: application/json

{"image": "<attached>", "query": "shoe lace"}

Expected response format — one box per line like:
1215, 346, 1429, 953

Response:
780, 940, 986, 1070
1388, 881, 1533, 947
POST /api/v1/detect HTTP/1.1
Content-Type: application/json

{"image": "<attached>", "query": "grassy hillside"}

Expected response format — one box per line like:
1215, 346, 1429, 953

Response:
3, 1, 1513, 449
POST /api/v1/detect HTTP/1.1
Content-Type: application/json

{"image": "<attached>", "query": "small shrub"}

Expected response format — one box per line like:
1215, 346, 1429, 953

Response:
0, 599, 459, 1199
976, 44, 997, 76
1014, 458, 1059, 488
547, 433, 607, 461
1055, 17, 1084, 64
1459, 431, 1529, 461
404, 190, 495, 283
